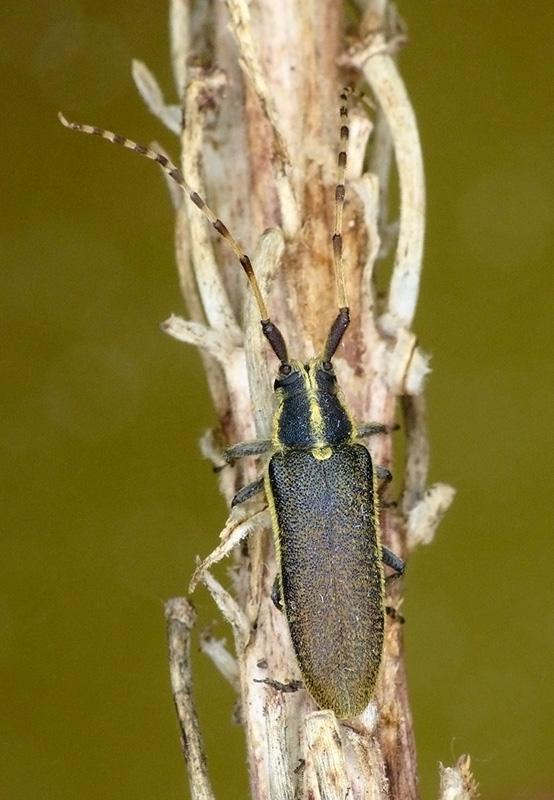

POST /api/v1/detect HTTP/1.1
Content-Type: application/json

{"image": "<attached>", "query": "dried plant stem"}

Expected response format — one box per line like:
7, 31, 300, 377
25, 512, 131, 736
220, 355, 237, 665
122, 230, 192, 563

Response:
165, 598, 215, 800
131, 1, 468, 799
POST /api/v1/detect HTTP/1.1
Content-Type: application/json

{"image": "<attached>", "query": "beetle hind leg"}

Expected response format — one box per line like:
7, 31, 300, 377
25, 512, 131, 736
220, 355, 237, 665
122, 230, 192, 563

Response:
270, 575, 283, 611
376, 464, 393, 483
385, 605, 405, 623
383, 546, 405, 622
382, 545, 404, 575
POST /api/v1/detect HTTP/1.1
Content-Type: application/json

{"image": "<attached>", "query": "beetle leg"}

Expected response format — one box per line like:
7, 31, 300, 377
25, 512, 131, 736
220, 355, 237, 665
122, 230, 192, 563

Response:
231, 477, 265, 507
383, 546, 405, 621
382, 545, 404, 575
375, 465, 393, 483
253, 677, 302, 694
223, 438, 273, 464
270, 575, 283, 611
356, 422, 388, 438
356, 422, 399, 439
385, 605, 405, 623
214, 438, 273, 472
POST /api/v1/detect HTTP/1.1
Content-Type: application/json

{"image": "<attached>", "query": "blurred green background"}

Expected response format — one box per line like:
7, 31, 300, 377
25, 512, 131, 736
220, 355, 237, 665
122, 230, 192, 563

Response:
1, 2, 553, 799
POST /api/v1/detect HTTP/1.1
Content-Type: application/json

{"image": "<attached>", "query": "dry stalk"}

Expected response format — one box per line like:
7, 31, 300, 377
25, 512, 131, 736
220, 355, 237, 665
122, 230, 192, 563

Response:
92, 0, 470, 798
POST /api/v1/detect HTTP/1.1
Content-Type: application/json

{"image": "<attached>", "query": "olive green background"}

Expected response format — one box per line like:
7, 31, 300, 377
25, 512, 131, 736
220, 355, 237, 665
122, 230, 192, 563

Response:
1, 2, 553, 799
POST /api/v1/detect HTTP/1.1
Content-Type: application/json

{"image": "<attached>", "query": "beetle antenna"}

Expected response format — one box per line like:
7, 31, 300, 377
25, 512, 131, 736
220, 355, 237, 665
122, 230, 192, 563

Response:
58, 112, 271, 326
323, 91, 351, 361
333, 91, 349, 311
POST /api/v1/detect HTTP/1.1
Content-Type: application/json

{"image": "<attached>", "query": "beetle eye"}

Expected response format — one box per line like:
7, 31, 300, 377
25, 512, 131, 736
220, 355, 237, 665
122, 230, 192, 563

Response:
274, 367, 302, 389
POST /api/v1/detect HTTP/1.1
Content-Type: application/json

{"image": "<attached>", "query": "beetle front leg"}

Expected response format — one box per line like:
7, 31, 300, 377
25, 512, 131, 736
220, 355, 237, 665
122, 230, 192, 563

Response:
224, 439, 273, 465
356, 422, 399, 439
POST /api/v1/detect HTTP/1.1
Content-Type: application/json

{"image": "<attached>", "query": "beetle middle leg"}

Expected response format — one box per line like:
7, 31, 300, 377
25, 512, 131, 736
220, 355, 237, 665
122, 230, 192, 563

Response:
231, 477, 265, 507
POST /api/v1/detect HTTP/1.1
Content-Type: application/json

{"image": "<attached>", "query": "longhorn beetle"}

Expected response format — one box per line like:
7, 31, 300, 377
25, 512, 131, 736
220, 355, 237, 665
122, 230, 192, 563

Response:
59, 91, 404, 719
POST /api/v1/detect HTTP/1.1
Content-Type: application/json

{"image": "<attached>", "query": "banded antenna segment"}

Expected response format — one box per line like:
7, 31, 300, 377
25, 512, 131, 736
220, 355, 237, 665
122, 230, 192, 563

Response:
58, 112, 270, 323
